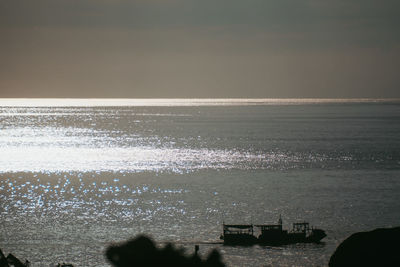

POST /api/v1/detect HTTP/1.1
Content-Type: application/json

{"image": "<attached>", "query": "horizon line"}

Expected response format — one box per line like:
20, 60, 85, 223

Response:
0, 98, 399, 107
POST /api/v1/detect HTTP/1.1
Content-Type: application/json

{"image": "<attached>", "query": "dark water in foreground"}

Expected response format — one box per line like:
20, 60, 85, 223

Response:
1, 100, 399, 266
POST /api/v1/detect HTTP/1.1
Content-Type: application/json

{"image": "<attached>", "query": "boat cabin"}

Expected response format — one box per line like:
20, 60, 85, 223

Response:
223, 224, 254, 235
292, 222, 311, 233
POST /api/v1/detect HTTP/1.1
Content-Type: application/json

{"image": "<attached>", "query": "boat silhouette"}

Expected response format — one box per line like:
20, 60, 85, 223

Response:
221, 216, 326, 246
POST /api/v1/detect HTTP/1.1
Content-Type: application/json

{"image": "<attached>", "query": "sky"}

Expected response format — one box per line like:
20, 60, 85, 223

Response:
0, 0, 399, 98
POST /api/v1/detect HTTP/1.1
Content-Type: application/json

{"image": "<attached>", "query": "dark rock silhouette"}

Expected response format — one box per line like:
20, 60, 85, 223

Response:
105, 235, 225, 267
329, 227, 400, 267
0, 249, 29, 267
0, 249, 8, 267
6, 254, 26, 267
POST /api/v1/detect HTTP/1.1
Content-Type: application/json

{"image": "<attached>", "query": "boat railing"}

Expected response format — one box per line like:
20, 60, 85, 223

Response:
255, 224, 283, 231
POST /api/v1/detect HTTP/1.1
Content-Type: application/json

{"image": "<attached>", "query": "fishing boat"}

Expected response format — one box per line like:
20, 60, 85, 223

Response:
220, 216, 326, 246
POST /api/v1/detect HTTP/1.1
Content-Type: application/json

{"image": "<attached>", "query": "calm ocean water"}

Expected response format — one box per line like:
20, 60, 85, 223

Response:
0, 99, 399, 266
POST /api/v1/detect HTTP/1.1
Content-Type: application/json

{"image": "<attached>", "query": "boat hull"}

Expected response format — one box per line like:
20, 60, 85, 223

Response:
222, 234, 258, 246
223, 228, 327, 246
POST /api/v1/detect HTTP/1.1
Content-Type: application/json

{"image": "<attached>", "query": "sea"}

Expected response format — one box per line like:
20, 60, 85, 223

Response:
0, 98, 399, 267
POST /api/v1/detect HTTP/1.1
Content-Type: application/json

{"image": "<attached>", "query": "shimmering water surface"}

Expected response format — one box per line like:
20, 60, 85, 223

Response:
1, 99, 400, 266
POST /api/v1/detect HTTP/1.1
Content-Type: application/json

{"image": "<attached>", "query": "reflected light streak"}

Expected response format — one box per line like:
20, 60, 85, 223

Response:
0, 146, 271, 173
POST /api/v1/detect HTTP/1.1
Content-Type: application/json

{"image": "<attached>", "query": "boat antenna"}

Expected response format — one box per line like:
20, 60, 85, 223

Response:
278, 214, 282, 225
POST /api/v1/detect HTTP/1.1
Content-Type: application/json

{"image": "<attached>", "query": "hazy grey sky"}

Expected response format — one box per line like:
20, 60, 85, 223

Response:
1, 0, 399, 98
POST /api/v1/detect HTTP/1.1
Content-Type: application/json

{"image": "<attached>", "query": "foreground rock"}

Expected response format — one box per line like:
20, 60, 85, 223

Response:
0, 249, 30, 267
106, 235, 225, 267
329, 227, 400, 267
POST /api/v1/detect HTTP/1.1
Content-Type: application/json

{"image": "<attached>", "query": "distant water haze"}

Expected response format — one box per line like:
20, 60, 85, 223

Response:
1, 98, 399, 174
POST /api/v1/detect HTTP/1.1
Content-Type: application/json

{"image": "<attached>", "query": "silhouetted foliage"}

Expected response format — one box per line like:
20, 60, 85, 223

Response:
105, 235, 225, 267
329, 227, 400, 267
